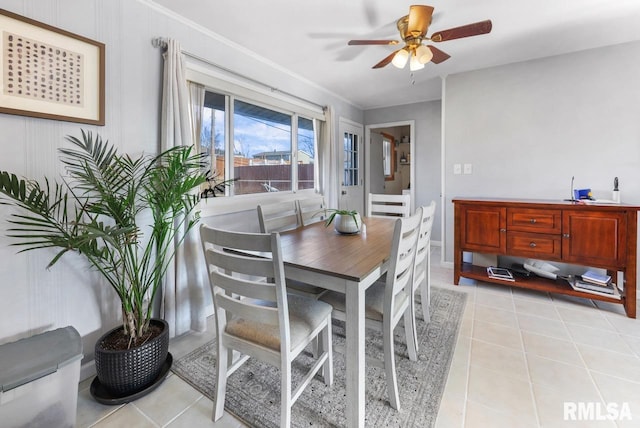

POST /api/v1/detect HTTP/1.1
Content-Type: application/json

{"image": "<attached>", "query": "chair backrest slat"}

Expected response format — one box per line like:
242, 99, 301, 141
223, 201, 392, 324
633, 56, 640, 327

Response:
258, 201, 300, 232
210, 269, 278, 302
368, 193, 411, 218
216, 292, 280, 326
296, 196, 327, 226
206, 247, 276, 279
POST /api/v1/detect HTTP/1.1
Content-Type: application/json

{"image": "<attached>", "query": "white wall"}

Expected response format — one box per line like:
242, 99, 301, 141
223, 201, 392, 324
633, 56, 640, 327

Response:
443, 40, 640, 262
364, 100, 442, 242
369, 132, 384, 194
0, 0, 363, 371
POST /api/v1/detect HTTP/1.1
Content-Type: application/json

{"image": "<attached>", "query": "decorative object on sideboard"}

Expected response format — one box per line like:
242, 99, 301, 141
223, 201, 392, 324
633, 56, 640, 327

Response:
612, 176, 620, 203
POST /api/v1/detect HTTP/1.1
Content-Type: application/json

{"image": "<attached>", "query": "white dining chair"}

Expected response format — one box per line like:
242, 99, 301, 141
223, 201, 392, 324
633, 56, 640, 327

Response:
319, 208, 422, 410
257, 200, 300, 233
410, 201, 436, 351
257, 200, 327, 298
367, 193, 411, 218
296, 195, 327, 226
200, 225, 333, 428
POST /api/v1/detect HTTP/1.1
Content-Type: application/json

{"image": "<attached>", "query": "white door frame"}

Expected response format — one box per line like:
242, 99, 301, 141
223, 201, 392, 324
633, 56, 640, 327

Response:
364, 120, 415, 213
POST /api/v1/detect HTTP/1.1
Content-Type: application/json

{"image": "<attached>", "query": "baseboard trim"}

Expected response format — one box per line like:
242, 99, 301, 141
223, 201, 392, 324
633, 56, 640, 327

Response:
81, 359, 96, 382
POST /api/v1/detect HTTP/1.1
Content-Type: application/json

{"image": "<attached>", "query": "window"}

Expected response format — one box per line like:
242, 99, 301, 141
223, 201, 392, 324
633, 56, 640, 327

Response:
198, 89, 318, 197
382, 133, 395, 181
186, 63, 325, 205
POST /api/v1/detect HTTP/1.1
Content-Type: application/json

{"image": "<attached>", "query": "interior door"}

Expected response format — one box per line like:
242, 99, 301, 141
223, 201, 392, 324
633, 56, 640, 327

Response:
339, 120, 364, 213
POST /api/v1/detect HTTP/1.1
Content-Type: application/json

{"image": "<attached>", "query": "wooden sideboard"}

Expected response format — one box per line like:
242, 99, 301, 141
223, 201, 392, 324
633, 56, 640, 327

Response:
453, 198, 638, 318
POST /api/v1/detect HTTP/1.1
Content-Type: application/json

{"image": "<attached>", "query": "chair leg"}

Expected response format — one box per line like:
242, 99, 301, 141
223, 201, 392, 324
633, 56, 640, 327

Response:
404, 306, 418, 362
321, 315, 333, 386
421, 251, 431, 323
383, 319, 401, 410
213, 340, 228, 422
410, 292, 420, 354
281, 363, 292, 428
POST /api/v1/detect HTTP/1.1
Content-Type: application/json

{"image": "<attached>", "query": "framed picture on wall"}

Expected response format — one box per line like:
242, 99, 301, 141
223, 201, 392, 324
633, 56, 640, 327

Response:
0, 8, 105, 125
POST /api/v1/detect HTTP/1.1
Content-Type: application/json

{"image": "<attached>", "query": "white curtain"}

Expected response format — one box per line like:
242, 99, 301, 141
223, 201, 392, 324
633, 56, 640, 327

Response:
188, 82, 205, 155
320, 105, 338, 209
160, 39, 208, 337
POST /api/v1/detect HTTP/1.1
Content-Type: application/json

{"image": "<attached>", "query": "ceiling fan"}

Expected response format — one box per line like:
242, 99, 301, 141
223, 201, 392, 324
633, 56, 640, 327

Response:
348, 5, 492, 71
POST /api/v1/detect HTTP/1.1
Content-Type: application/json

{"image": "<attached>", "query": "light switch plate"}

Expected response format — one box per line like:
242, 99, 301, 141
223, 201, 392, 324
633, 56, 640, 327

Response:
453, 164, 462, 175
463, 163, 472, 174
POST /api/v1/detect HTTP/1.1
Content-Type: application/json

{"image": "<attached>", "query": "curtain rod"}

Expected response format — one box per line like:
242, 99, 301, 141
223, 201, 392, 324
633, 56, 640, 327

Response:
152, 37, 326, 112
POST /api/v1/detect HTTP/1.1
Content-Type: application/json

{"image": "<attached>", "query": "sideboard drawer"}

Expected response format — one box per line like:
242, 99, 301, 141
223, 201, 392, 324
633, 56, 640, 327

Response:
507, 208, 562, 234
507, 231, 562, 259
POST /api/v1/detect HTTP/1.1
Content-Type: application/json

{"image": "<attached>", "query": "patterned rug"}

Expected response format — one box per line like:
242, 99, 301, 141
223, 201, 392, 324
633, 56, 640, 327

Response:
171, 286, 467, 427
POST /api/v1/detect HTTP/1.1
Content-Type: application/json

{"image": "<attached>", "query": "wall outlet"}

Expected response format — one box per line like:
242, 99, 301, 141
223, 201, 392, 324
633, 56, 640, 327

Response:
453, 163, 462, 175
463, 163, 472, 174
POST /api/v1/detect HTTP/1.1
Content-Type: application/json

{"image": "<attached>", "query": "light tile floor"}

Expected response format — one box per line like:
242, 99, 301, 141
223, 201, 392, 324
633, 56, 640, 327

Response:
77, 247, 640, 427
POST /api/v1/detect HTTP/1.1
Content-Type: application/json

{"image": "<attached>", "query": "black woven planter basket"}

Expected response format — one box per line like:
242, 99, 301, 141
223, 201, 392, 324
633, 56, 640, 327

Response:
94, 318, 169, 397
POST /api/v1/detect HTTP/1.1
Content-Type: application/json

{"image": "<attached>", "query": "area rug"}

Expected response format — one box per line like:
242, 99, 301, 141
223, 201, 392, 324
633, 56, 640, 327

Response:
171, 286, 466, 427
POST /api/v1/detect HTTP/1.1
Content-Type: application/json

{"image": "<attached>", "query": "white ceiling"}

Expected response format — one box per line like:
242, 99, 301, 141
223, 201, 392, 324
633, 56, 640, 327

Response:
149, 0, 640, 110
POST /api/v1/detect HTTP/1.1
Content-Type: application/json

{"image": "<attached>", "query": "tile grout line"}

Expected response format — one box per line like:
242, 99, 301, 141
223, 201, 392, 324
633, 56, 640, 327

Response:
514, 289, 543, 428
460, 298, 476, 428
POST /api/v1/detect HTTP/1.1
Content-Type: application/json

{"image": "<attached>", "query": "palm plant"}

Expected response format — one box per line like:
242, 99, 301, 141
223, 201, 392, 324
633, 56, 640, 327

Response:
0, 131, 214, 346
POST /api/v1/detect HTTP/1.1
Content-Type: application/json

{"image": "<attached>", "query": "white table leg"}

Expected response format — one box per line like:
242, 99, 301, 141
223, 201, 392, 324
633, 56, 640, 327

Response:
345, 281, 365, 428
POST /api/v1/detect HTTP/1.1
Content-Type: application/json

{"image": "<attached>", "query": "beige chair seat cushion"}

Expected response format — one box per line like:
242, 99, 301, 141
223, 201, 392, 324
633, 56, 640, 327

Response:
319, 281, 408, 322
225, 294, 332, 351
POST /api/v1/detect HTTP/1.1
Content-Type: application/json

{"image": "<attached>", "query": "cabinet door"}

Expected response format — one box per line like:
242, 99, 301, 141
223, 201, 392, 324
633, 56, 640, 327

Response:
460, 205, 506, 253
562, 210, 626, 267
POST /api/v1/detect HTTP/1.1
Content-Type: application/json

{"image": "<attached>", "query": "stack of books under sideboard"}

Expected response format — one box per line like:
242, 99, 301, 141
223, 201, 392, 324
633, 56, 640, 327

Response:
486, 266, 515, 282
567, 270, 621, 299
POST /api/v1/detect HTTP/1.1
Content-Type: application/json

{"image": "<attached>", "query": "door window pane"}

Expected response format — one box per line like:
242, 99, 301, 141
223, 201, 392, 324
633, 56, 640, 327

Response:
343, 132, 359, 187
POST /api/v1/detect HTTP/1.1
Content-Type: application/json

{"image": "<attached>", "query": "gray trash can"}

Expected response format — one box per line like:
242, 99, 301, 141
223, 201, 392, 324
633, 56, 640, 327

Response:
0, 326, 83, 428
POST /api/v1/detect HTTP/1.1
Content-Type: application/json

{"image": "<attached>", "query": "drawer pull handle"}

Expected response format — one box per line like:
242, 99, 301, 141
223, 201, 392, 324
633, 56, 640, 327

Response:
530, 218, 537, 224
500, 228, 506, 232
529, 242, 537, 248
563, 233, 570, 238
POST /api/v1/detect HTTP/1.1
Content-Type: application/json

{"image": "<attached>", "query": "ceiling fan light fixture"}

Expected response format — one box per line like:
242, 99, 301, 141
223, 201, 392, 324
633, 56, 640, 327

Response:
409, 52, 425, 71
415, 44, 433, 64
391, 49, 409, 69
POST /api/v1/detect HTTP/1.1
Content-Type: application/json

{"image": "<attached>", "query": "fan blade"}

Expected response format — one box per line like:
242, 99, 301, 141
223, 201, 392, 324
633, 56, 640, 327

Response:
348, 39, 399, 46
407, 5, 434, 37
372, 49, 401, 69
430, 20, 492, 42
427, 45, 451, 64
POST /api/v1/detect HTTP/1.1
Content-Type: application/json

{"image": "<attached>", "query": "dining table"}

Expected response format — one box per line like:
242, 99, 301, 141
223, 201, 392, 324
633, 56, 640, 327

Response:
277, 216, 397, 428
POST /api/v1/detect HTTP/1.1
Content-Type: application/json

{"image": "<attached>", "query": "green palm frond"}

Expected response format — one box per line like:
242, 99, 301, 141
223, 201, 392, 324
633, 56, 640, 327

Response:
0, 131, 210, 344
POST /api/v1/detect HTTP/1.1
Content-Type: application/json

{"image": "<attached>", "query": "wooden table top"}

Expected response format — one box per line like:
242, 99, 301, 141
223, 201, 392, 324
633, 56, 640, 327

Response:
278, 216, 397, 282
